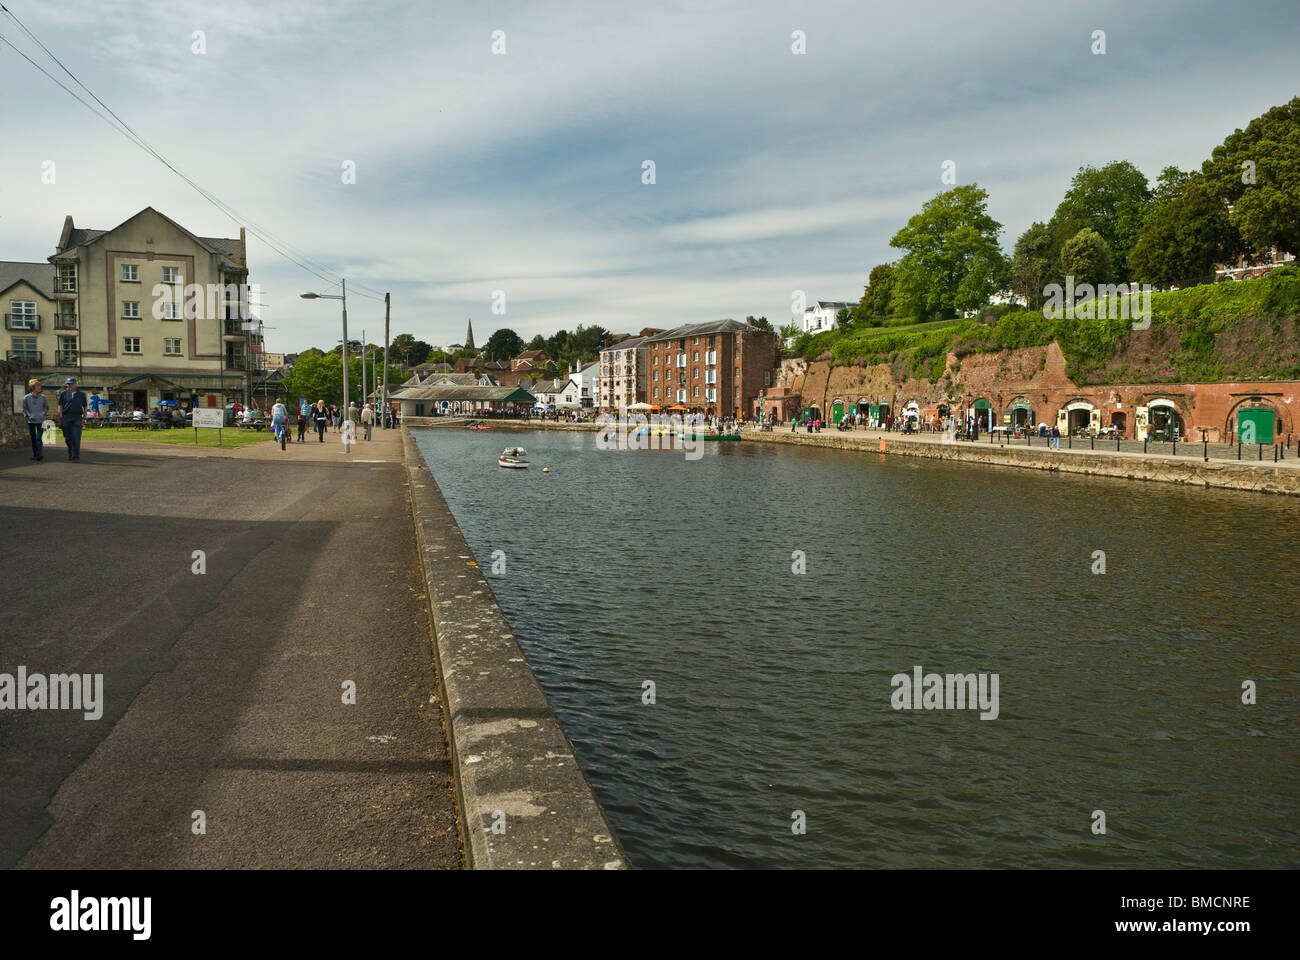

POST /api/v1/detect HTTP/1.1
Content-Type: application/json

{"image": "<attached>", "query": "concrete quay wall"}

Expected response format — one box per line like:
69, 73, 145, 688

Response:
402, 429, 625, 868
746, 429, 1300, 497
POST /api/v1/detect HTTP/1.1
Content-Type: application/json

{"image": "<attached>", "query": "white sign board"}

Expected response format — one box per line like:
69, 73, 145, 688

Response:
193, 408, 223, 428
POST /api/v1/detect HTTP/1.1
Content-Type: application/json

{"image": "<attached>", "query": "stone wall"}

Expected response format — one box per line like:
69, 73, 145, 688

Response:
1, 414, 30, 450
778, 347, 1300, 442
746, 429, 1300, 497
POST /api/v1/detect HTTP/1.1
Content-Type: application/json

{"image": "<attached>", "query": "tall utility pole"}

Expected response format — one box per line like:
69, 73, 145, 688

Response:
361, 328, 366, 407
382, 292, 390, 427
341, 278, 349, 407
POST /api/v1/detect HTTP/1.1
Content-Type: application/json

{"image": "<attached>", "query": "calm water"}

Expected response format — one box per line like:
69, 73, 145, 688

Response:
414, 428, 1300, 869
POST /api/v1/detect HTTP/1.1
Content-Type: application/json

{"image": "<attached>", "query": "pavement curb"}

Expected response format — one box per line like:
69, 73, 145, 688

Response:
402, 428, 626, 869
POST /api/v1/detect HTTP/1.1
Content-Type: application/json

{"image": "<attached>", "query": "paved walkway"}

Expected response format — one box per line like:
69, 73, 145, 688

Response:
0, 425, 460, 868
748, 424, 1300, 469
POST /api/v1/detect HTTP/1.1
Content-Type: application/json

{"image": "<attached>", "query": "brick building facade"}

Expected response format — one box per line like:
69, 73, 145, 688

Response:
643, 319, 775, 418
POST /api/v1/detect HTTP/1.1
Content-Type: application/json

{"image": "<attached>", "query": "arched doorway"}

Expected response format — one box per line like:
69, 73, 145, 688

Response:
972, 397, 991, 431
1006, 396, 1034, 432
1236, 404, 1278, 444
831, 399, 844, 423
1146, 400, 1184, 441
1110, 410, 1127, 436
1061, 401, 1097, 436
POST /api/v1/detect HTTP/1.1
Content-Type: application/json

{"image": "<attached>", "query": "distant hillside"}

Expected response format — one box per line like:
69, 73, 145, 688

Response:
806, 267, 1300, 386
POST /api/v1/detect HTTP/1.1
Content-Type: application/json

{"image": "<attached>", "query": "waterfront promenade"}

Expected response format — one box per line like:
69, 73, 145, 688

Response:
0, 426, 462, 868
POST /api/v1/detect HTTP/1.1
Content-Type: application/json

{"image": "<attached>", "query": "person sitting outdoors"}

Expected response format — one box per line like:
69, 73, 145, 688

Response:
132, 407, 145, 421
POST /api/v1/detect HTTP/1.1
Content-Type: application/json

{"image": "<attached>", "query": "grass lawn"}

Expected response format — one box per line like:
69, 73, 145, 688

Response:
56, 425, 274, 449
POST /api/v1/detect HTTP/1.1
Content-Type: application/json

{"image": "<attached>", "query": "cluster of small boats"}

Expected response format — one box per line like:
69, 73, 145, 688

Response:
630, 427, 741, 442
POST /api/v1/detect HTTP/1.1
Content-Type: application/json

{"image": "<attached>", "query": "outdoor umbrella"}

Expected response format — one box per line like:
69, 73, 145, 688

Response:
156, 399, 179, 406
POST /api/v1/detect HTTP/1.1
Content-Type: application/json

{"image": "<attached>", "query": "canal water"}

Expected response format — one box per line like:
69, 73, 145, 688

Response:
414, 428, 1299, 869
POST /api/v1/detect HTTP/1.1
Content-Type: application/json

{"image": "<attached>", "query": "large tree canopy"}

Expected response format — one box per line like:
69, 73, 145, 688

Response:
858, 263, 896, 319
1130, 173, 1243, 286
483, 327, 524, 362
1202, 96, 1300, 257
889, 185, 1008, 319
1010, 222, 1053, 310
1048, 161, 1152, 282
1059, 227, 1113, 288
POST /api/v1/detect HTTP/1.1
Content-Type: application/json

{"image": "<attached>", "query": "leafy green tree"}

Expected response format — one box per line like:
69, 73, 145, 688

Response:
388, 333, 416, 366
1048, 161, 1152, 281
525, 334, 545, 351
746, 315, 774, 332
483, 328, 524, 362
1202, 96, 1300, 257
1010, 221, 1054, 309
1059, 228, 1113, 287
406, 340, 432, 366
1131, 174, 1243, 286
889, 185, 1008, 319
859, 263, 895, 318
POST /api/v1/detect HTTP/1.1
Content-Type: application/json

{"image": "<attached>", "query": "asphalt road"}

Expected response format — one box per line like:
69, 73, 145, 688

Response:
0, 428, 462, 868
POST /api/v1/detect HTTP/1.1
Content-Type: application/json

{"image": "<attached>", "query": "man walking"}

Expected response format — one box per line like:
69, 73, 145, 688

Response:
23, 378, 48, 461
57, 376, 88, 461
361, 402, 375, 440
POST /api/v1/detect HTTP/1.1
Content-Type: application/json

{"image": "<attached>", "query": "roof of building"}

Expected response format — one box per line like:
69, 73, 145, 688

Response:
0, 260, 55, 299
808, 301, 855, 311
602, 335, 646, 352
643, 318, 770, 343
50, 208, 247, 271
390, 384, 535, 403
513, 349, 549, 363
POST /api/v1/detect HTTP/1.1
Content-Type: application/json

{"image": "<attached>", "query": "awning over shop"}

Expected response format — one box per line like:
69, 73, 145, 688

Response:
973, 398, 992, 410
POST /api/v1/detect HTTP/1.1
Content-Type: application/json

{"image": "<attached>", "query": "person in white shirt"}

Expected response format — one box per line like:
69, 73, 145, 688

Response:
132, 407, 144, 421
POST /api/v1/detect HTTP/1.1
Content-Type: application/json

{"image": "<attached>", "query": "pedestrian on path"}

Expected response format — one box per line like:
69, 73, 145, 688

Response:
314, 400, 329, 442
1050, 425, 1060, 450
297, 408, 308, 443
57, 376, 88, 461
361, 402, 375, 440
23, 378, 48, 461
347, 402, 360, 432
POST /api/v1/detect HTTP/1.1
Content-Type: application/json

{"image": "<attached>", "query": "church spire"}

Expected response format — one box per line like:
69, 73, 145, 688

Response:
465, 318, 475, 351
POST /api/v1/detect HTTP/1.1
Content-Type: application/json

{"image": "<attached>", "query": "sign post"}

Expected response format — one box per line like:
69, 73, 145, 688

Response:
193, 406, 223, 446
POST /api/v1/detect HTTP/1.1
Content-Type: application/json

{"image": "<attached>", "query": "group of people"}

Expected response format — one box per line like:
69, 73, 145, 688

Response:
22, 375, 90, 461
291, 400, 381, 444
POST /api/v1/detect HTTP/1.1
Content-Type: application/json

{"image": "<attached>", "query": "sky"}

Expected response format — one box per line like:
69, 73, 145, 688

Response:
1, 0, 1298, 353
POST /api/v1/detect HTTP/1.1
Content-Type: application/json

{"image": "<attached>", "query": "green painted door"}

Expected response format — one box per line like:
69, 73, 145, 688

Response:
832, 402, 844, 423
1238, 408, 1274, 444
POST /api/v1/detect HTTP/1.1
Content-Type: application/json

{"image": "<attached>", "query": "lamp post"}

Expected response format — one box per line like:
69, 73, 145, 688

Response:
300, 280, 348, 409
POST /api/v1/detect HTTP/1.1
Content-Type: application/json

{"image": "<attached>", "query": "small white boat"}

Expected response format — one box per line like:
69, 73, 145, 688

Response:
498, 446, 529, 468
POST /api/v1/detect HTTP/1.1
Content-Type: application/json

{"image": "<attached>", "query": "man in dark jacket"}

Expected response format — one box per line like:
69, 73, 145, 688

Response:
57, 376, 88, 461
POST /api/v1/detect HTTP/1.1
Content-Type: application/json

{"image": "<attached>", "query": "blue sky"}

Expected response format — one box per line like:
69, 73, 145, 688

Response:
1, 0, 1297, 352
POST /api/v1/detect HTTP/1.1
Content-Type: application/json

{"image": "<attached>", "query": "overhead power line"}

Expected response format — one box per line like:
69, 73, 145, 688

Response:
0, 4, 387, 302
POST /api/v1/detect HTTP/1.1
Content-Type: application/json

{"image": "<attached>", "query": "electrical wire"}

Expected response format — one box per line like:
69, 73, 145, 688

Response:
0, 5, 387, 302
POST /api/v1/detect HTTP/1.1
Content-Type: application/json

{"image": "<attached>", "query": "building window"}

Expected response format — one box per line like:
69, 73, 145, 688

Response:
7, 300, 37, 329
706, 370, 716, 384
164, 338, 182, 356
653, 388, 659, 399
10, 336, 37, 361
162, 302, 181, 320
653, 371, 658, 381
121, 264, 139, 282
694, 385, 700, 397
162, 266, 181, 284
123, 301, 140, 318
735, 386, 740, 398
764, 370, 771, 386
694, 351, 699, 361
124, 337, 142, 354
694, 368, 699, 379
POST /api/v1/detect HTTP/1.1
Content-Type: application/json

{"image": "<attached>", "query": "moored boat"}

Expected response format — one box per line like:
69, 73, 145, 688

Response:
498, 446, 529, 468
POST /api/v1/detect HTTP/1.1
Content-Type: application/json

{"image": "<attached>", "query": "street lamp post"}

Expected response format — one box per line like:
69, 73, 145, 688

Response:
300, 279, 348, 409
